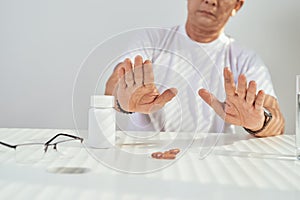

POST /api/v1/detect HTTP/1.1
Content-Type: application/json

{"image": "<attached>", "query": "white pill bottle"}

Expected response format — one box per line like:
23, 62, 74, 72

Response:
88, 95, 115, 148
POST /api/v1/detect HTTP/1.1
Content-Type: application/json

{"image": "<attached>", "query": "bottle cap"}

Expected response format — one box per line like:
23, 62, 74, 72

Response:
90, 95, 115, 108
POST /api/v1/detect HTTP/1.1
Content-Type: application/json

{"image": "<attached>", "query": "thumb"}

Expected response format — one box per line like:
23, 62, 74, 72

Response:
198, 88, 213, 106
198, 88, 226, 119
152, 88, 178, 108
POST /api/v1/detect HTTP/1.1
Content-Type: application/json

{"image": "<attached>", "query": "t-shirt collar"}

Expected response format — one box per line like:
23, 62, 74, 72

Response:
178, 24, 229, 46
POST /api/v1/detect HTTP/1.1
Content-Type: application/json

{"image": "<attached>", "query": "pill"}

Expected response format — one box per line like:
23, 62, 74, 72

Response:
151, 148, 180, 160
156, 152, 163, 159
162, 153, 176, 160
151, 152, 158, 158
169, 148, 180, 155
151, 152, 163, 159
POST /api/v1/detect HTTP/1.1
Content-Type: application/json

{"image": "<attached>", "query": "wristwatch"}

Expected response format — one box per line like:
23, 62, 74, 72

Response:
243, 108, 272, 135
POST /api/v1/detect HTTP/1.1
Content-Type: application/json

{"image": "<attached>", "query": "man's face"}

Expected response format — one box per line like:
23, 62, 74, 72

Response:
187, 0, 242, 31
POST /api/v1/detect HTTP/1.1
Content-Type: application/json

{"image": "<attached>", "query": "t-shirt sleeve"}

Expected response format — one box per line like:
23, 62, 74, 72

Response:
234, 49, 277, 99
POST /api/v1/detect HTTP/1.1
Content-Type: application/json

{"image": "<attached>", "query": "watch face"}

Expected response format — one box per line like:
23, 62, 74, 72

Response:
263, 108, 272, 118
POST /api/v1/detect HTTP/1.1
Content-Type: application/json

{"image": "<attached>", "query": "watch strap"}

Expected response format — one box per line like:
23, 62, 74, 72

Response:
243, 108, 272, 135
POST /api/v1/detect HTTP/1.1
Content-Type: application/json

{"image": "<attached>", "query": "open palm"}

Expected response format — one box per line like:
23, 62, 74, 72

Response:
116, 56, 177, 114
199, 67, 265, 131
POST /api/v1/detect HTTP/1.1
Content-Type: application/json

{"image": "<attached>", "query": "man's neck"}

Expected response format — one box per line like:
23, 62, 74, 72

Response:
185, 22, 223, 43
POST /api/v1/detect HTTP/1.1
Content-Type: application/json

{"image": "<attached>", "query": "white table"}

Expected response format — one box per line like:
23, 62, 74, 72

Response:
0, 128, 300, 200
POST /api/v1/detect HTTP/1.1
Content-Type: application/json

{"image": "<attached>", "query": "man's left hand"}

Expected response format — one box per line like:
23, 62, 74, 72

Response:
198, 67, 265, 131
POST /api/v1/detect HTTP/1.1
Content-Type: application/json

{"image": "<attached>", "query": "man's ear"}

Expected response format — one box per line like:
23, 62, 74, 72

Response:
231, 0, 244, 17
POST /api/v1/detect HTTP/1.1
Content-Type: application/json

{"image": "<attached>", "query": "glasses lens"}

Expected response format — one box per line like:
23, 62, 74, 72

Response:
0, 144, 11, 153
0, 145, 15, 163
56, 140, 83, 157
15, 144, 45, 164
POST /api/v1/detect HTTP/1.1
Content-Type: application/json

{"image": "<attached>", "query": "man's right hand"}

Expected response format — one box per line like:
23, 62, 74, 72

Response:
105, 55, 177, 114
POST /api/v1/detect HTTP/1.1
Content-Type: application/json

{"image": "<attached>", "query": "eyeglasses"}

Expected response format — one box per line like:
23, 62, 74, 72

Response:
0, 133, 84, 163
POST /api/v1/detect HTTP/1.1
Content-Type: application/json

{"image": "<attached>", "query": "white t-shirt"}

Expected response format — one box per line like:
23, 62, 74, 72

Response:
115, 25, 276, 134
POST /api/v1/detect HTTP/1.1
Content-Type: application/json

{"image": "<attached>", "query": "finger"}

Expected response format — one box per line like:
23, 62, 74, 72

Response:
104, 62, 124, 95
110, 62, 123, 79
224, 67, 236, 97
134, 55, 143, 86
124, 58, 134, 87
143, 60, 154, 85
254, 90, 265, 110
198, 88, 226, 119
246, 80, 257, 105
118, 66, 126, 89
237, 74, 247, 99
153, 88, 178, 108
114, 62, 123, 73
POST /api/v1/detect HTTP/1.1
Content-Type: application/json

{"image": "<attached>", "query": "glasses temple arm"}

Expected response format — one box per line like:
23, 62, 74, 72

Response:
0, 141, 17, 149
45, 133, 83, 145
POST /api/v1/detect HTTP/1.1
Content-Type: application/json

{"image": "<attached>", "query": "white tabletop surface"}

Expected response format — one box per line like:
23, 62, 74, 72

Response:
0, 128, 300, 200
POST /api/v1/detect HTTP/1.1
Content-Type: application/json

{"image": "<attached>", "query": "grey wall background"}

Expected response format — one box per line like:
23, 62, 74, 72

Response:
0, 0, 299, 133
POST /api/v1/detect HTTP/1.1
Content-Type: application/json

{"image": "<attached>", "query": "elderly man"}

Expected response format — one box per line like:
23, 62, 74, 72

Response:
105, 0, 285, 137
